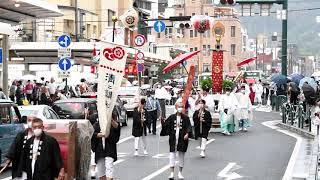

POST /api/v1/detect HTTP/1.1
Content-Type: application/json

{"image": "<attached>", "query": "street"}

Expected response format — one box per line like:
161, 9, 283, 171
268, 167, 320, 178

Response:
0, 107, 296, 180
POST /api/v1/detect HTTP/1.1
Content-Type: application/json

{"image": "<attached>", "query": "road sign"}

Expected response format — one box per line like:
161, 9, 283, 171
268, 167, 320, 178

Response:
136, 51, 144, 60
137, 64, 144, 72
58, 35, 71, 48
58, 58, 72, 71
0, 48, 2, 64
58, 71, 71, 78
134, 34, 146, 47
153, 21, 166, 33
58, 48, 71, 57
137, 60, 144, 64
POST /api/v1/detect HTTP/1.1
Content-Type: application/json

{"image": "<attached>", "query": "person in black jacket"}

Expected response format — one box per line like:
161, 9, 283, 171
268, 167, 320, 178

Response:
160, 102, 193, 180
132, 98, 148, 156
91, 111, 121, 180
5, 116, 34, 179
193, 99, 212, 158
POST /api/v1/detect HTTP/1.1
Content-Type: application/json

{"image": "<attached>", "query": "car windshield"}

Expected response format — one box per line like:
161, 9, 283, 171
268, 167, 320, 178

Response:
52, 102, 85, 119
20, 109, 38, 117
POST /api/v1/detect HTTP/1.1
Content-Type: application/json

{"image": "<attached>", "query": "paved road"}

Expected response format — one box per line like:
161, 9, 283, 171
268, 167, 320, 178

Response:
0, 107, 296, 180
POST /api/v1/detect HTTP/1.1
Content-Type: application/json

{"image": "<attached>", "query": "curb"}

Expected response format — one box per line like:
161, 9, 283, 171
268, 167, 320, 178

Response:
276, 122, 318, 180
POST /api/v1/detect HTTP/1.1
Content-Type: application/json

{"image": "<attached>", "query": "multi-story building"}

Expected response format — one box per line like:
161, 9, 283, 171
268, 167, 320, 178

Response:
154, 0, 243, 74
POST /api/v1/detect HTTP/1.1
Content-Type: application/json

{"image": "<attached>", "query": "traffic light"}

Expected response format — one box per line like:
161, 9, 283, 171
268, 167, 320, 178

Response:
179, 22, 191, 29
218, 0, 236, 5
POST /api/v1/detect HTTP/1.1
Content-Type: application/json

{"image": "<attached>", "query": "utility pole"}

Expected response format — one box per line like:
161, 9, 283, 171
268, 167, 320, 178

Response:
75, 0, 78, 41
281, 0, 288, 76
2, 34, 8, 96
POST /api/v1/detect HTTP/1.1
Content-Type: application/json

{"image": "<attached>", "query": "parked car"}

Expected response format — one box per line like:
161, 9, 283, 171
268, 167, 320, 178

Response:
52, 98, 127, 126
18, 105, 60, 120
0, 99, 25, 164
118, 86, 141, 116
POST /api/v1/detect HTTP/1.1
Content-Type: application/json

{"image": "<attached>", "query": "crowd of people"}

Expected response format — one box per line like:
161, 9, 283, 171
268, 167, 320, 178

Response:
8, 77, 95, 106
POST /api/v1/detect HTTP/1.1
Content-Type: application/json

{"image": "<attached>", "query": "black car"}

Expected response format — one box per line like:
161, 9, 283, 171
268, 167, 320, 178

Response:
52, 98, 127, 126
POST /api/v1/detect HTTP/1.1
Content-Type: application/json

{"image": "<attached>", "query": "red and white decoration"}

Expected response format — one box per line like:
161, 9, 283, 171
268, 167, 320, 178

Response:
212, 51, 224, 93
191, 15, 215, 33
120, 7, 139, 29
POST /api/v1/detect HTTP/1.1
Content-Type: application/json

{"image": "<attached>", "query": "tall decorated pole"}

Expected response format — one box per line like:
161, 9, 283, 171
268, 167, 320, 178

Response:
211, 21, 225, 93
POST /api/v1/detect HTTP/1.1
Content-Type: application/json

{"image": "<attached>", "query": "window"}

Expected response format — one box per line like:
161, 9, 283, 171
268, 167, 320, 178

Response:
195, 47, 198, 51
205, 13, 208, 16
190, 48, 194, 52
10, 107, 19, 123
190, 30, 194, 38
203, 64, 211, 72
231, 26, 236, 37
147, 28, 151, 35
49, 110, 59, 119
192, 13, 196, 16
207, 45, 211, 56
108, 9, 116, 26
231, 44, 236, 55
203, 45, 207, 56
145, 2, 151, 10
0, 107, 10, 124
165, 28, 173, 38
194, 30, 198, 37
179, 13, 183, 16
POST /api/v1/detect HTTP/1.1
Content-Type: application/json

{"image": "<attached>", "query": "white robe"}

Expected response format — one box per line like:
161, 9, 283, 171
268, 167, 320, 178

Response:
218, 93, 239, 113
201, 94, 215, 114
235, 93, 252, 120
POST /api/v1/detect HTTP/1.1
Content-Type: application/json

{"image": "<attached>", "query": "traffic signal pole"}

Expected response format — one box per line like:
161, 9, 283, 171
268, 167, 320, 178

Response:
281, 0, 288, 76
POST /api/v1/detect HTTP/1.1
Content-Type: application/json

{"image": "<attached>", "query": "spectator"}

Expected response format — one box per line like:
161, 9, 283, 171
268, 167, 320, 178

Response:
24, 80, 34, 103
9, 81, 17, 102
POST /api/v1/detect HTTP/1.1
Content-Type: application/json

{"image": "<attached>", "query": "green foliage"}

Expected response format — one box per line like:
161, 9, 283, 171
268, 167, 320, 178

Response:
200, 78, 212, 91
222, 80, 234, 90
157, 62, 182, 80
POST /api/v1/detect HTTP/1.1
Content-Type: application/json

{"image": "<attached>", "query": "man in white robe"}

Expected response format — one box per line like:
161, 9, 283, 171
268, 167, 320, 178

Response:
218, 87, 239, 135
236, 85, 253, 131
254, 80, 264, 106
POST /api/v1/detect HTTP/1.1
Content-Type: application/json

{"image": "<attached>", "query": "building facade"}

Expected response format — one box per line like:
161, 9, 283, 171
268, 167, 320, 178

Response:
154, 0, 243, 74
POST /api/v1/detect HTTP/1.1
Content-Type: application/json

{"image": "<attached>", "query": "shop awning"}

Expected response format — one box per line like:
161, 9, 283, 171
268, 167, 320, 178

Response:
0, 0, 63, 24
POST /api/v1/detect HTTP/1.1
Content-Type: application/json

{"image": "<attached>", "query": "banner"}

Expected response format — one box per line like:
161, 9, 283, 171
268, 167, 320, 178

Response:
182, 65, 195, 110
98, 42, 127, 137
212, 51, 223, 93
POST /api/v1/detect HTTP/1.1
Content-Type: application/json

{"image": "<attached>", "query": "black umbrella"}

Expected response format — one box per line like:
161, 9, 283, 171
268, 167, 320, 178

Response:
302, 84, 317, 105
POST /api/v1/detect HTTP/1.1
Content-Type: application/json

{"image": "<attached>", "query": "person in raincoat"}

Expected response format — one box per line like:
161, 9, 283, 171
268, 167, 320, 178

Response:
236, 85, 253, 131
218, 87, 239, 135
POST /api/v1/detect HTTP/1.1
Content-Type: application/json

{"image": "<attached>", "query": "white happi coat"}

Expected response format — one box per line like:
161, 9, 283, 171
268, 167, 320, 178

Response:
236, 92, 252, 120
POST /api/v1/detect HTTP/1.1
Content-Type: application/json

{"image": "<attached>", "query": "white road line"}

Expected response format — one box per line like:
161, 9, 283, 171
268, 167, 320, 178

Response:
196, 139, 215, 149
117, 124, 162, 145
114, 159, 125, 165
218, 162, 237, 177
261, 120, 302, 180
141, 164, 171, 180
1, 177, 12, 180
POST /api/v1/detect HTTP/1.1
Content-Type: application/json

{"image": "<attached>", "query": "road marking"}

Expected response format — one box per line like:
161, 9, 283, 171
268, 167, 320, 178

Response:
152, 153, 169, 159
217, 162, 243, 180
117, 124, 162, 145
141, 164, 171, 180
1, 177, 11, 180
262, 120, 302, 180
114, 159, 125, 165
196, 139, 215, 149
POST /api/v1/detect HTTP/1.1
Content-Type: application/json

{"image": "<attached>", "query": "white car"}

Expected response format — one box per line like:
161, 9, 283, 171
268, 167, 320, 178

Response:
18, 105, 60, 120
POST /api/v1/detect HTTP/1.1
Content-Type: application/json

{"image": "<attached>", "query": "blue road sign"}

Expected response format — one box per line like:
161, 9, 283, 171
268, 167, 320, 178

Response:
153, 21, 166, 33
58, 58, 72, 71
58, 35, 71, 48
0, 48, 2, 64
137, 64, 144, 72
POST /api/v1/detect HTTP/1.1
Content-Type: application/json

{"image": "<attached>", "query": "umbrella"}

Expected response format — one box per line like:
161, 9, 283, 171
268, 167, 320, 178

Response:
162, 50, 200, 72
237, 57, 257, 67
271, 74, 287, 85
302, 83, 317, 105
290, 73, 304, 85
299, 77, 317, 91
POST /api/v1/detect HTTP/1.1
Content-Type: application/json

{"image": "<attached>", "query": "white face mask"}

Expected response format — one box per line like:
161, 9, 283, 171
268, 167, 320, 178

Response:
27, 121, 32, 128
241, 90, 245, 94
226, 91, 230, 95
177, 108, 183, 113
33, 129, 43, 137
199, 104, 204, 109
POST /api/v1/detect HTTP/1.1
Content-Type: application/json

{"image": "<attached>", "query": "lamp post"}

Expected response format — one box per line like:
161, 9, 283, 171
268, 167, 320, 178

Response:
112, 16, 118, 43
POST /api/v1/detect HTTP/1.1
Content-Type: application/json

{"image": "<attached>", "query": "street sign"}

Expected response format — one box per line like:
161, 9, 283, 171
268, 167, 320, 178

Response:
58, 35, 71, 48
58, 48, 71, 57
0, 48, 2, 64
153, 21, 166, 33
137, 64, 144, 72
136, 51, 144, 60
137, 60, 145, 64
134, 34, 146, 47
58, 71, 71, 78
58, 58, 72, 71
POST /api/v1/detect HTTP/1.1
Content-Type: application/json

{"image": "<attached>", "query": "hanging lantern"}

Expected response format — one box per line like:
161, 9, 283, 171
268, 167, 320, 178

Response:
191, 15, 215, 33
120, 7, 139, 30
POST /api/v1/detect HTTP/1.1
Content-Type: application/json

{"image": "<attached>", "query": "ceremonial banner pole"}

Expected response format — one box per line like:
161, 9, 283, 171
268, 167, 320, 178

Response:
182, 65, 196, 110
212, 50, 223, 93
98, 42, 128, 137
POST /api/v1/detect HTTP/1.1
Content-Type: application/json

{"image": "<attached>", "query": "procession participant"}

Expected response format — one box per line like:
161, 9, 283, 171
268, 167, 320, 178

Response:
146, 90, 161, 135
92, 111, 121, 180
254, 80, 264, 107
249, 83, 255, 105
23, 118, 64, 180
196, 88, 215, 115
160, 102, 193, 180
5, 116, 34, 179
132, 99, 148, 156
193, 99, 212, 158
236, 85, 253, 131
155, 84, 171, 119
218, 87, 239, 136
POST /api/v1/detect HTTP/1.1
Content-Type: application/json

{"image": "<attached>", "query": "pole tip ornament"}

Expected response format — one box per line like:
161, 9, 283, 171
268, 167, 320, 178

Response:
120, 7, 139, 30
